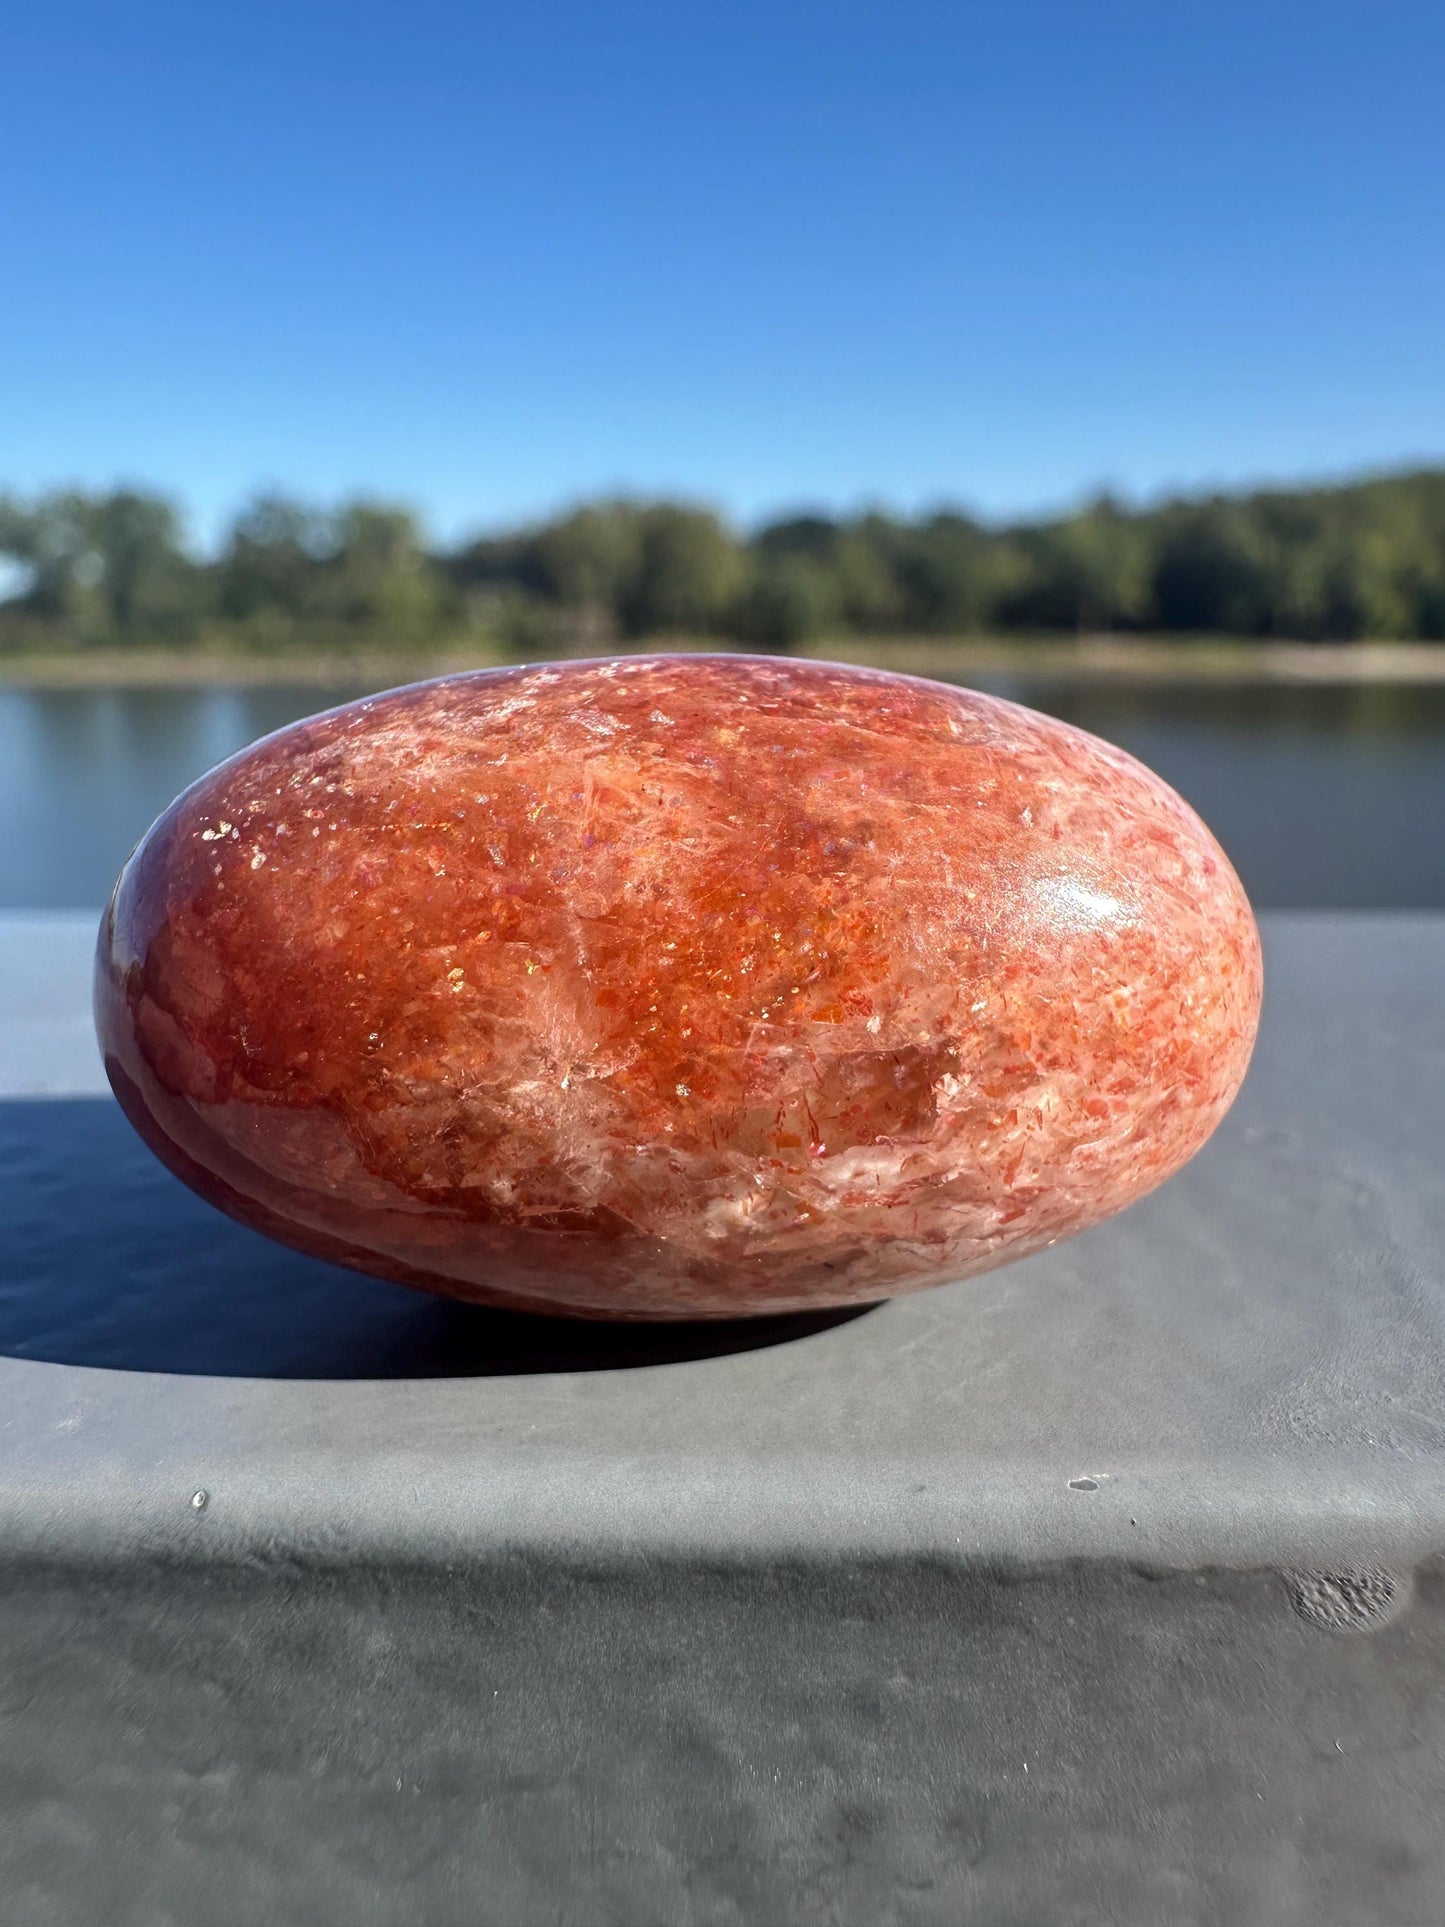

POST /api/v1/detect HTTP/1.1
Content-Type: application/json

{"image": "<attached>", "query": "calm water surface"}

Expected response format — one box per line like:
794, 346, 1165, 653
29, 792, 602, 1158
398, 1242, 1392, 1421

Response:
2, 677, 1442, 909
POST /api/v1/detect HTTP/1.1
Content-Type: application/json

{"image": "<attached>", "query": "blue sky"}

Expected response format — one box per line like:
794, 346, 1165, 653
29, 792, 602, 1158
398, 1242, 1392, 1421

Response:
2, 0, 1442, 546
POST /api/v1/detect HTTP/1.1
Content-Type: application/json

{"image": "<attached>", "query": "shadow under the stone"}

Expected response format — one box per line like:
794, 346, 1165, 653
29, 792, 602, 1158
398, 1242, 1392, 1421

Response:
0, 1100, 876, 1379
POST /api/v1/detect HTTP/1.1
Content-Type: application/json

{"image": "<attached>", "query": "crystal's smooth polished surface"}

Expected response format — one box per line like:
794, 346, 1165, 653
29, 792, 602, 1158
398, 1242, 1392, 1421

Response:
95, 656, 1262, 1319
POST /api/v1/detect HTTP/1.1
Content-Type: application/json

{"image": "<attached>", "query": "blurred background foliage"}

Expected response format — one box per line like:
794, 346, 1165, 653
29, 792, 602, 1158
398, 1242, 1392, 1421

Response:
3, 468, 1445, 658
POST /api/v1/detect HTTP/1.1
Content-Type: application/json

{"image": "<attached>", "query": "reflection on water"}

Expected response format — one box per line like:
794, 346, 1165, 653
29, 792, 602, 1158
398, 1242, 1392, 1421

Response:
973, 676, 1445, 911
1, 677, 1442, 909
0, 682, 372, 912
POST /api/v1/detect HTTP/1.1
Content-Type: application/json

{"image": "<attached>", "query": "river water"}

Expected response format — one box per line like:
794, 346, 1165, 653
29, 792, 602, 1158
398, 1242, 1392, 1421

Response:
2, 677, 1442, 909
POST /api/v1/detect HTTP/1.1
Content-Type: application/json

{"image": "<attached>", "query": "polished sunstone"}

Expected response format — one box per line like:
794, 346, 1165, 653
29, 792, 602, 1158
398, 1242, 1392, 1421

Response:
96, 655, 1262, 1319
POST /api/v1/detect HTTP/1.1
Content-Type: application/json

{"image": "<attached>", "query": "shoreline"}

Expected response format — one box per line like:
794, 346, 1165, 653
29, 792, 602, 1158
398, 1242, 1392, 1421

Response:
3, 637, 1445, 689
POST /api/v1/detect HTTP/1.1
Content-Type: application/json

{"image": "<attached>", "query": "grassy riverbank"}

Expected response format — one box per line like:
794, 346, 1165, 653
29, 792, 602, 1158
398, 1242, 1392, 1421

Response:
4, 636, 1445, 688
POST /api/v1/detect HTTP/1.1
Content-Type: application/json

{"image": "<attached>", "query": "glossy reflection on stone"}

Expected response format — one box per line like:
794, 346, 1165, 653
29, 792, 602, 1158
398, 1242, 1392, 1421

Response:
95, 655, 1262, 1319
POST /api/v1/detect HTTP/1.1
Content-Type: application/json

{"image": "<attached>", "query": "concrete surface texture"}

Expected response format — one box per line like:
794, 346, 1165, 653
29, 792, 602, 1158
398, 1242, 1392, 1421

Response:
0, 912, 1442, 1925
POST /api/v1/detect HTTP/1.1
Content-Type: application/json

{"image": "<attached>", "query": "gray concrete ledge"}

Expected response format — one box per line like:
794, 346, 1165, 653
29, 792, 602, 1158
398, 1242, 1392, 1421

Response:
6, 912, 1445, 1926
1, 912, 1443, 1576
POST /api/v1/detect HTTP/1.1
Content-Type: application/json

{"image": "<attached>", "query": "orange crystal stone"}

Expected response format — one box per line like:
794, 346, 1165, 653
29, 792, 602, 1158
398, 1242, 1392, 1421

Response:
95, 656, 1262, 1319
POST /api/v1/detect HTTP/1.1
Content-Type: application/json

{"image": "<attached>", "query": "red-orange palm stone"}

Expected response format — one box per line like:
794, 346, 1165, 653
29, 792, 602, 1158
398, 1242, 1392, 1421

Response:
96, 655, 1262, 1319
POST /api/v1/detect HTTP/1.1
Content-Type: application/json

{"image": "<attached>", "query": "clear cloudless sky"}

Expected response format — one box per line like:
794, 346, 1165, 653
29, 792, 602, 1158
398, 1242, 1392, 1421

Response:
2, 0, 1443, 547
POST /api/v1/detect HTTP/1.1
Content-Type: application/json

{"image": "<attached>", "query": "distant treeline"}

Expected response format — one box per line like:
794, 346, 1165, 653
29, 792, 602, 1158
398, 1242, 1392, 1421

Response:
3, 468, 1445, 656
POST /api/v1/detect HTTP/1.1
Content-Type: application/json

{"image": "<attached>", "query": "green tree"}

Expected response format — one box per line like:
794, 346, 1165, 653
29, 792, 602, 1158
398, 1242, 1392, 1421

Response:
1148, 502, 1270, 633
730, 553, 839, 648
617, 504, 744, 637
833, 518, 910, 632
218, 493, 329, 631
534, 503, 643, 613
894, 513, 1011, 632
0, 487, 197, 645
1000, 497, 1153, 632
9, 466, 1445, 655
324, 501, 449, 647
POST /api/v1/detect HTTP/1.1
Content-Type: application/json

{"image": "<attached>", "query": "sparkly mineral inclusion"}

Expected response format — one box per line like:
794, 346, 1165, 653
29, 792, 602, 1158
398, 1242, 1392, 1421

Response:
95, 656, 1262, 1319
